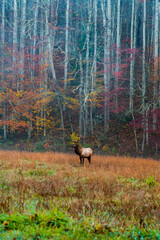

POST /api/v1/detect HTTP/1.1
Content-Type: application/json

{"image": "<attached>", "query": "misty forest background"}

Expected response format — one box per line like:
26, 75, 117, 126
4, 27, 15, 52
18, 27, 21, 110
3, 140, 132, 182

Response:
0, 0, 160, 155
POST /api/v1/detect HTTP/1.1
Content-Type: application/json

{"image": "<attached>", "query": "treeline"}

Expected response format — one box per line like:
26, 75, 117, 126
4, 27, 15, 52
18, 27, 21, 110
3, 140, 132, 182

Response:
0, 0, 160, 154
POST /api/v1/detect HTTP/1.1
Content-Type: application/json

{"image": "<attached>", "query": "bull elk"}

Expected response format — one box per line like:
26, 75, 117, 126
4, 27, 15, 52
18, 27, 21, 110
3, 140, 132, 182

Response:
74, 143, 93, 165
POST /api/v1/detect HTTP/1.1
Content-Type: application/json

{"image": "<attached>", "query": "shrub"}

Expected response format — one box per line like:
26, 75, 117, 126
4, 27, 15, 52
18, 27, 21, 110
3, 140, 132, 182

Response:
145, 176, 158, 188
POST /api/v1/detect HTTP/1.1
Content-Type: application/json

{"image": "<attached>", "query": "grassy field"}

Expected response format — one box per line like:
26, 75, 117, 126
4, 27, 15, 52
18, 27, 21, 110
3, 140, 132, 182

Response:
0, 151, 160, 239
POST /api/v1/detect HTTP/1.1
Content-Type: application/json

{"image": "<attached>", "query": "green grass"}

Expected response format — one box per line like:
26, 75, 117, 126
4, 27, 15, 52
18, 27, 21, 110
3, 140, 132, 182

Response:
1, 210, 160, 239
26, 168, 56, 177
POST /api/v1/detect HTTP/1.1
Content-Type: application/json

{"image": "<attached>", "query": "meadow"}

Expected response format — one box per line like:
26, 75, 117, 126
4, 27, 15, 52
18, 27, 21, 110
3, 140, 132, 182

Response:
0, 151, 160, 239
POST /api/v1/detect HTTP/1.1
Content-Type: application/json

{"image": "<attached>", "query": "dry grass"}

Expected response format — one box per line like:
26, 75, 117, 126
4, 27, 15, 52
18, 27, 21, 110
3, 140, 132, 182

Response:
1, 150, 160, 226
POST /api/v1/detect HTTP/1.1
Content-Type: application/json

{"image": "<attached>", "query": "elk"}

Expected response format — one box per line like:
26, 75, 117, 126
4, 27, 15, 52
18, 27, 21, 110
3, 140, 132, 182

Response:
74, 143, 93, 165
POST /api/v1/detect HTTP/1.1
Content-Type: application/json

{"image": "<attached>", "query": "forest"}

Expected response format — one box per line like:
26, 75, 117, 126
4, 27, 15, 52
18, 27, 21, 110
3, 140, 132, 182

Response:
0, 0, 160, 155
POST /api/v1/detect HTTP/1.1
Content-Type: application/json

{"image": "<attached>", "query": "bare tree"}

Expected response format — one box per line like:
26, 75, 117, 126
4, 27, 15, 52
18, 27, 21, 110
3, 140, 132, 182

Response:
64, 0, 70, 90
115, 0, 121, 110
101, 0, 111, 131
13, 0, 18, 89
84, 0, 92, 138
32, 0, 39, 77
1, 0, 5, 83
153, 0, 159, 130
79, 52, 83, 137
90, 0, 97, 135
19, 0, 26, 90
129, 0, 135, 112
2, 0, 6, 140
142, 0, 146, 151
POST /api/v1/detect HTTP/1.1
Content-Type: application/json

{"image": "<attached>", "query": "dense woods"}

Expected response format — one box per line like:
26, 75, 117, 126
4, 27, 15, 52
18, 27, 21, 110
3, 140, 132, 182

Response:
0, 0, 160, 155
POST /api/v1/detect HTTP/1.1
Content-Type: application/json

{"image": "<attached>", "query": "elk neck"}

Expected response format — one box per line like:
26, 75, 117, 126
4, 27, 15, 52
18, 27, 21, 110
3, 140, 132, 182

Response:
74, 145, 81, 156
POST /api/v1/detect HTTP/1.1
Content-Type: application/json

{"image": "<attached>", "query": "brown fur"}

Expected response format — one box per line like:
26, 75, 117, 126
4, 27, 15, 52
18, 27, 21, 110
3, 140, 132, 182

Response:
74, 143, 93, 165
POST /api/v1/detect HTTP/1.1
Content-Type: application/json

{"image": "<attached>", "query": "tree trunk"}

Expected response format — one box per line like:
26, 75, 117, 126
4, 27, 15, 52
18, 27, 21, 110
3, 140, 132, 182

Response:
32, 0, 39, 81
153, 0, 159, 130
13, 0, 18, 89
129, 0, 137, 111
129, 0, 135, 111
64, 0, 70, 89
3, 100, 7, 140
84, 0, 92, 138
20, 0, 26, 90
90, 0, 97, 135
1, 0, 5, 83
51, 0, 59, 52
27, 111, 32, 140
57, 96, 66, 150
115, 0, 121, 110
79, 53, 83, 137
133, 0, 137, 52
106, 0, 111, 130
2, 0, 6, 139
111, 3, 116, 74
101, 0, 111, 131
142, 0, 146, 152
132, 111, 138, 151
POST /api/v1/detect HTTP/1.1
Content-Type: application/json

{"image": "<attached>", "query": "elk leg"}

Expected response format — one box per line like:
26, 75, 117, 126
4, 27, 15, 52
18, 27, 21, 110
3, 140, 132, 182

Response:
82, 158, 84, 165
80, 157, 83, 165
88, 156, 91, 164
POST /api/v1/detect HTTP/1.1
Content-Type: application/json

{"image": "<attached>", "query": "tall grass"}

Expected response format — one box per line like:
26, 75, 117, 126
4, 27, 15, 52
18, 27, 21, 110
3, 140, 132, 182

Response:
0, 150, 160, 238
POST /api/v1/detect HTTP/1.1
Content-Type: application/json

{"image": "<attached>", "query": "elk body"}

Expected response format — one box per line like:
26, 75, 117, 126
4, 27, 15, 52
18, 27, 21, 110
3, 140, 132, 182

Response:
74, 143, 93, 165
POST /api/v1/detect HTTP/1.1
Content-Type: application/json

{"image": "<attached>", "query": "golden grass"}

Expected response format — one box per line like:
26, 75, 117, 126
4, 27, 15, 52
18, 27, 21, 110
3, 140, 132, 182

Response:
0, 150, 160, 179
0, 150, 160, 223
